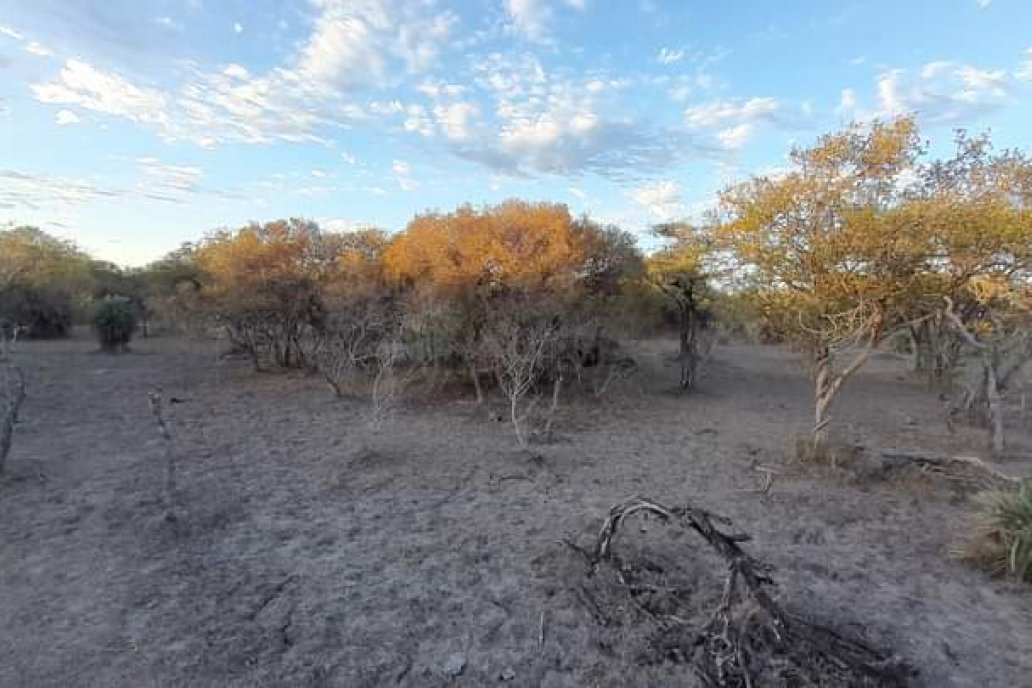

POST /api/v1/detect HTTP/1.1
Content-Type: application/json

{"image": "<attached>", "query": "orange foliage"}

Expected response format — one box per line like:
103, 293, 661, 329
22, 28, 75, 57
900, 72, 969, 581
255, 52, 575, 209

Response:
383, 200, 591, 293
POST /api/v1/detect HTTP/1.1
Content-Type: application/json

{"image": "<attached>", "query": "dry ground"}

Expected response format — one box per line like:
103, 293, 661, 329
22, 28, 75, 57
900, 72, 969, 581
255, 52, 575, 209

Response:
1, 334, 1030, 686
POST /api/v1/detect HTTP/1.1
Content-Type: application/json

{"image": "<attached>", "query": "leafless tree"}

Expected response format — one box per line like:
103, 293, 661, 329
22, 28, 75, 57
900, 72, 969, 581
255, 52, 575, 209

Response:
314, 300, 395, 399
481, 315, 558, 448
944, 296, 1032, 454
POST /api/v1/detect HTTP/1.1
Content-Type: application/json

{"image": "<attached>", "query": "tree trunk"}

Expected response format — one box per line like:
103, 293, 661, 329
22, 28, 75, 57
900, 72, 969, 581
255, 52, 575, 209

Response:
543, 371, 563, 441
813, 345, 833, 454
511, 393, 527, 449
679, 302, 698, 393
470, 362, 484, 404
910, 322, 934, 374
985, 355, 1005, 454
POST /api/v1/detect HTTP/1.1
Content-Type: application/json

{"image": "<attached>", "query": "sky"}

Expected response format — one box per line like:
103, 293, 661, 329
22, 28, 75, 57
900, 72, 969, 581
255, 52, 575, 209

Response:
1, 0, 1030, 266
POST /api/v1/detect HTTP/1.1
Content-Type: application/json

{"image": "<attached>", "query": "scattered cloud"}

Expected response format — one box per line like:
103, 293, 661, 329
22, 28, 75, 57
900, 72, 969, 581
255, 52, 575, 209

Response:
684, 96, 806, 149
30, 0, 459, 148
54, 109, 81, 125
134, 157, 204, 200
630, 180, 683, 219
504, 0, 586, 42
24, 41, 52, 57
233, 22, 243, 34
658, 47, 686, 65
0, 169, 124, 210
341, 151, 357, 164
1017, 49, 1032, 82
32, 59, 170, 125
977, 0, 991, 9
840, 60, 1012, 124
0, 25, 23, 41
392, 159, 418, 191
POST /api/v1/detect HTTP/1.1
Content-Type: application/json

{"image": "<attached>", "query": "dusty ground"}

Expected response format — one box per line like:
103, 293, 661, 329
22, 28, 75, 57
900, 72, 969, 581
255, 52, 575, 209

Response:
1, 334, 1030, 686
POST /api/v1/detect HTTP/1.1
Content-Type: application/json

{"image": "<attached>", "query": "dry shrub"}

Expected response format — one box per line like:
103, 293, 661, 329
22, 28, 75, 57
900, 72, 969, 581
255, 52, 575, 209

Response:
955, 483, 1032, 582
794, 435, 860, 469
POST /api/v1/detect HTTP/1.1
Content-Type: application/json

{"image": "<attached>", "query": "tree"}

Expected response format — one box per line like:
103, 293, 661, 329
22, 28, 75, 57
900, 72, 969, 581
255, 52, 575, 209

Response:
192, 219, 383, 370
647, 223, 716, 393
0, 227, 92, 338
383, 201, 643, 408
711, 117, 928, 455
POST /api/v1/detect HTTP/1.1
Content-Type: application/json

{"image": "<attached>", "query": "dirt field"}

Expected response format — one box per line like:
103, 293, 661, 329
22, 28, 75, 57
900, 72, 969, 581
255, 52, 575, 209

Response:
1, 335, 1030, 686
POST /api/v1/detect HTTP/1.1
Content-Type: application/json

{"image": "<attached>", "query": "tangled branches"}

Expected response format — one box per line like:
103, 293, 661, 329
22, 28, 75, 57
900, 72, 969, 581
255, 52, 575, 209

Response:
566, 497, 913, 687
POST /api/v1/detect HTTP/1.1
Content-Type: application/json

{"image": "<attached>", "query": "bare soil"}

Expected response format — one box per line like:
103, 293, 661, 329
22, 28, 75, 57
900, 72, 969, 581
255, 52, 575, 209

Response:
1, 335, 1030, 687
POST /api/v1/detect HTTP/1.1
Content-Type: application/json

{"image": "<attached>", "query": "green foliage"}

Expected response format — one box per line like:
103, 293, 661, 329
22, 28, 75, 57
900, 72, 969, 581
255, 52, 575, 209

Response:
0, 226, 92, 337
0, 284, 75, 338
92, 297, 138, 352
958, 484, 1032, 582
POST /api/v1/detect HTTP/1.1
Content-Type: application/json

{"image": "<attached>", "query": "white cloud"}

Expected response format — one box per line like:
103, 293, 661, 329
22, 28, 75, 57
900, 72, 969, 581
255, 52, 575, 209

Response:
433, 101, 480, 141
658, 47, 686, 65
717, 123, 752, 149
30, 0, 458, 148
0, 169, 125, 210
504, 0, 585, 42
317, 216, 367, 233
631, 180, 683, 219
685, 97, 779, 128
233, 22, 243, 34
392, 159, 418, 191
341, 151, 357, 164
977, 0, 991, 9
24, 41, 51, 57
839, 60, 1013, 124
134, 157, 204, 200
310, 169, 327, 178
0, 25, 23, 41
1015, 49, 1032, 82
54, 109, 80, 125
684, 96, 798, 149
32, 59, 170, 126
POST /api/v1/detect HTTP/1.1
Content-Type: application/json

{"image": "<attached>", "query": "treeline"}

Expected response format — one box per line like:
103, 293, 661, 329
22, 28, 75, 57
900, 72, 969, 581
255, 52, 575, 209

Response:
2, 116, 1031, 453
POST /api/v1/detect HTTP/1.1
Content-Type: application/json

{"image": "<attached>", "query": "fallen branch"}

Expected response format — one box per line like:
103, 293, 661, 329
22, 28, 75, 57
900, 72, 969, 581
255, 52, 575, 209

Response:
568, 496, 912, 687
879, 451, 1021, 489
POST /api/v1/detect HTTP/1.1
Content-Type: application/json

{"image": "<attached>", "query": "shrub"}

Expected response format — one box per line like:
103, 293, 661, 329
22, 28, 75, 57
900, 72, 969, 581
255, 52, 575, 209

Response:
0, 285, 74, 338
956, 483, 1032, 582
92, 297, 138, 353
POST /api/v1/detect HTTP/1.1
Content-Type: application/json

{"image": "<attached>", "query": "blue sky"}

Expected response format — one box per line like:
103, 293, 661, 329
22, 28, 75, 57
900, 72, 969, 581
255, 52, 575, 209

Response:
1, 0, 1030, 265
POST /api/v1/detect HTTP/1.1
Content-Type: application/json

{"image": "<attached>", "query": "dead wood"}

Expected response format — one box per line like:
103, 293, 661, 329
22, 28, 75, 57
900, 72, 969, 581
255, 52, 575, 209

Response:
565, 496, 913, 687
148, 388, 179, 521
878, 450, 1021, 489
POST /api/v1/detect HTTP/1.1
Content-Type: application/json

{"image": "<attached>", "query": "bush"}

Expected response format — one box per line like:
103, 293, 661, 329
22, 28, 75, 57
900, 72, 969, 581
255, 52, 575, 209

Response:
92, 297, 138, 353
0, 285, 74, 338
956, 483, 1032, 582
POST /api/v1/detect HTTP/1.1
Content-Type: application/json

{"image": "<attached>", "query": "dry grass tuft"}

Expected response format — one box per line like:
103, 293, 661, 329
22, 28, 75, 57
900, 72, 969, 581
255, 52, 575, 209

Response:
794, 435, 860, 468
955, 483, 1032, 582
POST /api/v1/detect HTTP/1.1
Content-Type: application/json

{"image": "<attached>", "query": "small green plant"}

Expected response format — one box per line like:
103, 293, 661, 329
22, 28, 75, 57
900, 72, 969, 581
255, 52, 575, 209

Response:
956, 483, 1032, 582
92, 297, 138, 353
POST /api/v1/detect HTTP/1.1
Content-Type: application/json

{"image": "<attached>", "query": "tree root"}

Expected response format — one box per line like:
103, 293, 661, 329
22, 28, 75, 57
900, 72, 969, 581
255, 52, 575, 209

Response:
565, 496, 915, 687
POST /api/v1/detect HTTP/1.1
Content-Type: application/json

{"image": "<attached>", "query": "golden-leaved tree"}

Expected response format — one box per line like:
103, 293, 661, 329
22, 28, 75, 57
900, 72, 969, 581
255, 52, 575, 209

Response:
910, 132, 1032, 451
194, 219, 385, 369
710, 117, 930, 454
